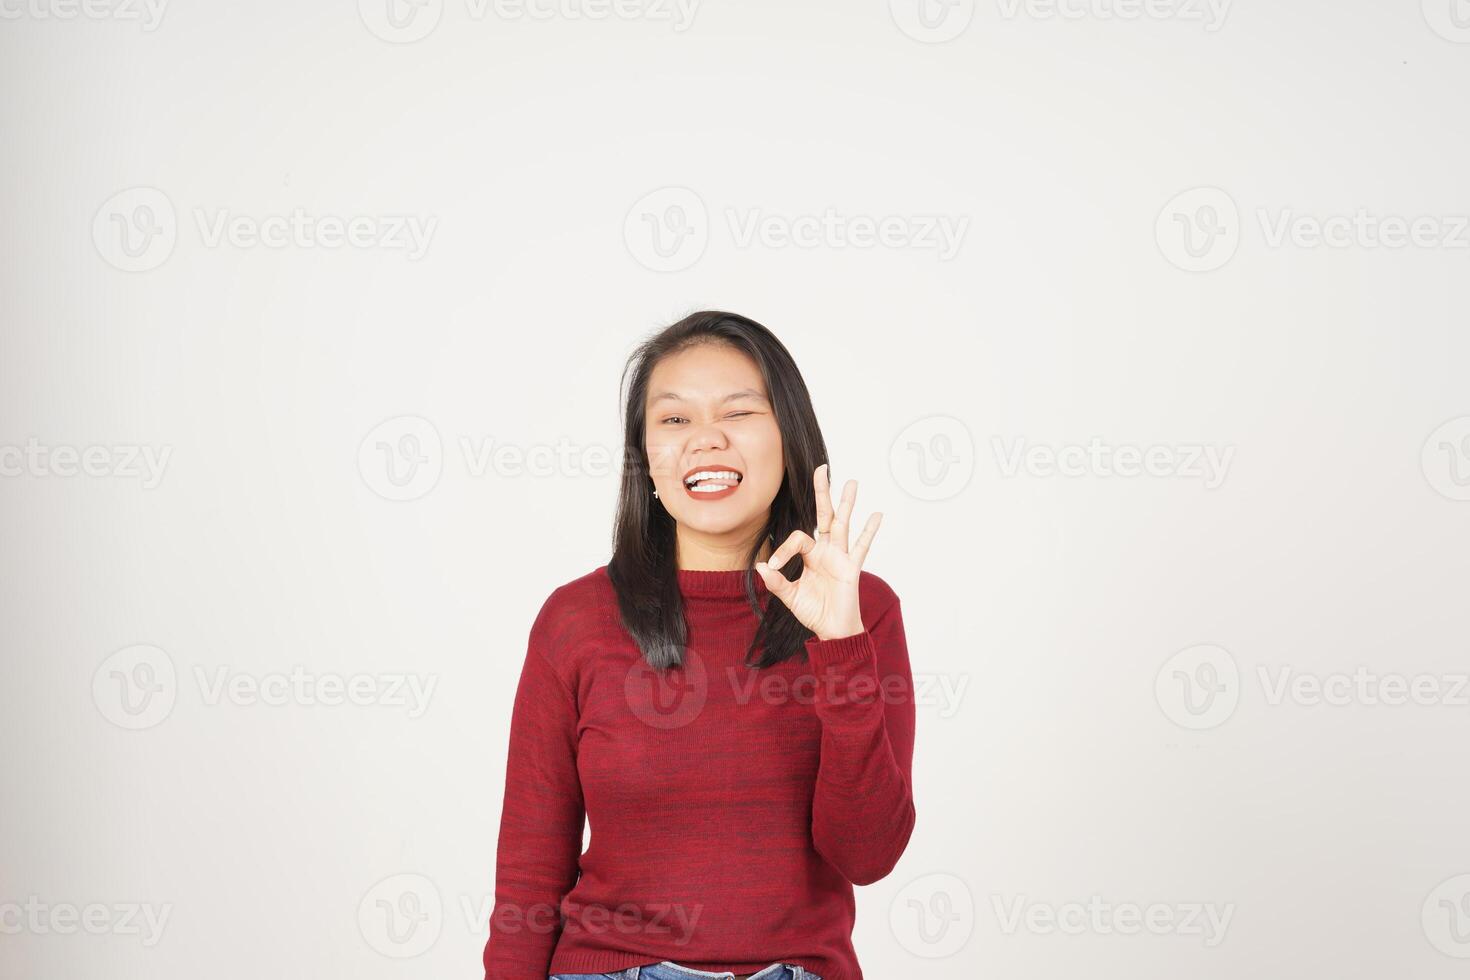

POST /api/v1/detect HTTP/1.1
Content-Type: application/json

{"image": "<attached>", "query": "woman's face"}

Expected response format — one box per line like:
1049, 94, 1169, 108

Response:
644, 343, 784, 541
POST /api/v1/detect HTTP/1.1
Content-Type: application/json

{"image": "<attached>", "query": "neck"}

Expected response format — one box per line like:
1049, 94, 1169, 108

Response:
675, 521, 773, 571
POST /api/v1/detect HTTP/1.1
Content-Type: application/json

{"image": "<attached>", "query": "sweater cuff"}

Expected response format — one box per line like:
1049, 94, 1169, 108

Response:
805, 629, 876, 669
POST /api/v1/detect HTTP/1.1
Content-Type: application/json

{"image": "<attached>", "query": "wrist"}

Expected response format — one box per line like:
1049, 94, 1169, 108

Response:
814, 622, 865, 642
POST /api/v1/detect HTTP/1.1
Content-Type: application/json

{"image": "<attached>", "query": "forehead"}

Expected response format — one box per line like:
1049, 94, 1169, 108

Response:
646, 343, 767, 403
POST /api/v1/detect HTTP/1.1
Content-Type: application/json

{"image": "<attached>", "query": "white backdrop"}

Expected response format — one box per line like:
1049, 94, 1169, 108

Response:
3, 2, 1470, 978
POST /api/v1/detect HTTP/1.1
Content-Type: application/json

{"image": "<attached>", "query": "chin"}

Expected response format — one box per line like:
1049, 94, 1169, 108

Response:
677, 513, 751, 536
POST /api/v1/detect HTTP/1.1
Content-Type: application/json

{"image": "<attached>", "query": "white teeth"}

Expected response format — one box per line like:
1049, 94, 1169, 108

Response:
683, 470, 742, 486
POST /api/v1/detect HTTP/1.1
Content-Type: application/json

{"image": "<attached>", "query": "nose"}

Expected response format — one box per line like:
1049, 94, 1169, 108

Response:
687, 421, 729, 454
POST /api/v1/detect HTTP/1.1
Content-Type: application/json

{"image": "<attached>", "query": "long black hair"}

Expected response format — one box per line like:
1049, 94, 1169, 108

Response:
607, 310, 829, 671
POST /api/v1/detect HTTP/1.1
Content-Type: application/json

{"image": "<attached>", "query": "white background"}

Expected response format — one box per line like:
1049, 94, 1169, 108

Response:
3, 1, 1470, 978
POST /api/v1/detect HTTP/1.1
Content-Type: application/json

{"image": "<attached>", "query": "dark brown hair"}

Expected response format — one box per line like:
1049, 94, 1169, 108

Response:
607, 310, 829, 670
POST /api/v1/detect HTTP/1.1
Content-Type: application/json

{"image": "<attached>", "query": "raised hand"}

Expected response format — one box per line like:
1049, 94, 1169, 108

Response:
755, 463, 882, 642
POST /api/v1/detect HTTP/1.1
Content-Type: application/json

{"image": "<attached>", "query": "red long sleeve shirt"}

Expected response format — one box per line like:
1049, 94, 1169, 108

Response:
483, 564, 917, 980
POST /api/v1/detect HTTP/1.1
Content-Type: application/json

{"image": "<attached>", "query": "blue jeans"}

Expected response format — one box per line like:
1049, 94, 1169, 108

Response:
551, 961, 819, 980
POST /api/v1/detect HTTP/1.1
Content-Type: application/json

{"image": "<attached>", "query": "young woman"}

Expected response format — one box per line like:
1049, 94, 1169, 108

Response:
483, 311, 917, 980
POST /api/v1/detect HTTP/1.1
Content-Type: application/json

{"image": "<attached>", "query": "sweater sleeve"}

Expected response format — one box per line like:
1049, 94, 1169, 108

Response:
483, 591, 585, 980
803, 583, 917, 886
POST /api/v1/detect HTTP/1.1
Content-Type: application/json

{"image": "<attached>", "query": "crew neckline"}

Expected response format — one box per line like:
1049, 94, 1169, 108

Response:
676, 567, 770, 598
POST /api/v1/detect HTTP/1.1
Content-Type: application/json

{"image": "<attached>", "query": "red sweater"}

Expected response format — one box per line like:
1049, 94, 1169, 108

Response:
483, 564, 917, 980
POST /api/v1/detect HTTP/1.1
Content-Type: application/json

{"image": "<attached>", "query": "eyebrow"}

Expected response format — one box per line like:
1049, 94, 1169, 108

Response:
649, 388, 768, 405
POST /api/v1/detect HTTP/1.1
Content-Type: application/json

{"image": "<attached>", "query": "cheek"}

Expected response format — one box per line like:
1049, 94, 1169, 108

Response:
644, 435, 676, 477
741, 424, 784, 490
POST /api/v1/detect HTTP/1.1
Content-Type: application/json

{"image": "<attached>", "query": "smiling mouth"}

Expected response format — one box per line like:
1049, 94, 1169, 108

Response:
682, 468, 743, 496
